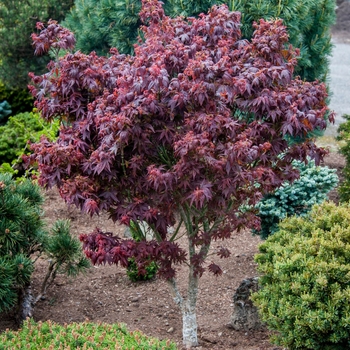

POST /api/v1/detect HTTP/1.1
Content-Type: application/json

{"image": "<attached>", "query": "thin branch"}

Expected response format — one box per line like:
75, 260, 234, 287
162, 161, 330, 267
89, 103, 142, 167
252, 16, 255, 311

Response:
169, 216, 184, 242
167, 277, 183, 308
34, 259, 57, 305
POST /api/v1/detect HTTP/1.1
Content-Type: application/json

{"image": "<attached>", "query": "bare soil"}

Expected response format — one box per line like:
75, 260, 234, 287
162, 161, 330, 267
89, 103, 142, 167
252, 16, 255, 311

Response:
0, 154, 344, 350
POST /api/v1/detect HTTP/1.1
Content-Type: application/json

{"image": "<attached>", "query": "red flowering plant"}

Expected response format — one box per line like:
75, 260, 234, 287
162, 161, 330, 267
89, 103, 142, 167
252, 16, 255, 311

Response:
27, 0, 333, 346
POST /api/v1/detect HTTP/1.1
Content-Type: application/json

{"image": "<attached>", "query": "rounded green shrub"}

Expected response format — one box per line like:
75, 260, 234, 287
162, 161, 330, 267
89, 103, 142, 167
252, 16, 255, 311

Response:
253, 202, 350, 349
0, 318, 177, 350
0, 111, 59, 173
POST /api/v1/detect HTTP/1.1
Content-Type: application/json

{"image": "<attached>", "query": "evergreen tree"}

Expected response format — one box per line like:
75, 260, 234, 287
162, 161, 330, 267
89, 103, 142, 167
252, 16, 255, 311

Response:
0, 174, 89, 322
0, 0, 74, 90
232, 0, 336, 82
63, 0, 335, 82
62, 0, 142, 56
0, 174, 46, 318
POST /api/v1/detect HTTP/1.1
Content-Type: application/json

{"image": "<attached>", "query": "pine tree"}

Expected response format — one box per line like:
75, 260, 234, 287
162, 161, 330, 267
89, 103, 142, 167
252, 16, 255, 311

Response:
63, 0, 335, 82
0, 174, 46, 319
0, 174, 89, 322
62, 0, 142, 56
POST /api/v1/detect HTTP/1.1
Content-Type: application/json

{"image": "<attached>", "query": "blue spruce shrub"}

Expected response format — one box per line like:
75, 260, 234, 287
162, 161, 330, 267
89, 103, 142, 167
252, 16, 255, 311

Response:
0, 100, 11, 125
255, 159, 338, 239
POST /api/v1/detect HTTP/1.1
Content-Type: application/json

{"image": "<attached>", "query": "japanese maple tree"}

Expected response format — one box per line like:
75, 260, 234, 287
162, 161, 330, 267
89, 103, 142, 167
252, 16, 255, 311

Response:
28, 0, 333, 346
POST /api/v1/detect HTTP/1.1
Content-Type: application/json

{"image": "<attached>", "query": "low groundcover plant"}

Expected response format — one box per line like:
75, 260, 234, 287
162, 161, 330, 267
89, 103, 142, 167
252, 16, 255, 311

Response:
0, 318, 177, 350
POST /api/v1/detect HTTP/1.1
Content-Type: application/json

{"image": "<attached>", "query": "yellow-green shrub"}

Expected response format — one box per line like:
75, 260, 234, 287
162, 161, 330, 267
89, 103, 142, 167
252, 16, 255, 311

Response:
253, 202, 350, 349
0, 319, 177, 350
0, 112, 59, 175
336, 114, 350, 202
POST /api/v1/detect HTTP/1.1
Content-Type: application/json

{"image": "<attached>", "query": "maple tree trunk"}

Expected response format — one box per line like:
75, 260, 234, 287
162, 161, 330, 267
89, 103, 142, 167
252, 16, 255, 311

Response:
168, 230, 201, 348
168, 267, 199, 348
182, 267, 199, 348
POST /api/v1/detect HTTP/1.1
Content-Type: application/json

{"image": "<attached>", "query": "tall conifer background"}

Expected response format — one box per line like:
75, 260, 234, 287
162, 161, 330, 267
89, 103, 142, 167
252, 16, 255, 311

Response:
63, 0, 336, 82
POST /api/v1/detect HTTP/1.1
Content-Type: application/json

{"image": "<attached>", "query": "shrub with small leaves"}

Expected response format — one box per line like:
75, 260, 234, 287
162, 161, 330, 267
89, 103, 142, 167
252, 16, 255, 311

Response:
126, 257, 158, 282
0, 318, 177, 349
253, 201, 350, 350
126, 221, 159, 282
255, 159, 338, 239
0, 111, 59, 175
336, 114, 350, 202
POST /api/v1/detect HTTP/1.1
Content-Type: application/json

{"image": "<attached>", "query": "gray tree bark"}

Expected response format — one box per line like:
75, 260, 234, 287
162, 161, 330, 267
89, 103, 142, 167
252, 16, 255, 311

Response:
16, 284, 34, 324
168, 268, 199, 348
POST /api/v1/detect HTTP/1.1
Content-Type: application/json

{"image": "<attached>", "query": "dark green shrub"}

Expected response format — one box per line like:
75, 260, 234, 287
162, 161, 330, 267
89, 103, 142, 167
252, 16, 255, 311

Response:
336, 114, 350, 202
0, 82, 33, 115
0, 174, 89, 320
0, 0, 74, 90
255, 159, 338, 239
0, 112, 59, 174
126, 257, 158, 282
126, 221, 158, 282
0, 100, 11, 125
253, 201, 350, 349
0, 318, 177, 349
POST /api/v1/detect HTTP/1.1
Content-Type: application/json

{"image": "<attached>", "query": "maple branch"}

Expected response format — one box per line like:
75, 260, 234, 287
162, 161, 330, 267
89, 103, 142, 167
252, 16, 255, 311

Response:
167, 277, 183, 308
169, 216, 184, 242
